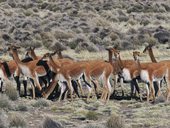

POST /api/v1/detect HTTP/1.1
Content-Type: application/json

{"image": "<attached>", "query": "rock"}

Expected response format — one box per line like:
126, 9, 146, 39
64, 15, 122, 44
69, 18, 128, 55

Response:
154, 32, 169, 44
154, 26, 170, 44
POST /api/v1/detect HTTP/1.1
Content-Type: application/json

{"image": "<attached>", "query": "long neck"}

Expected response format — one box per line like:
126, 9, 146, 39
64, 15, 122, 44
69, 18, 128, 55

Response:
117, 56, 124, 70
148, 48, 157, 63
11, 50, 22, 65
49, 56, 60, 72
108, 51, 112, 64
31, 51, 38, 60
136, 59, 141, 73
57, 51, 63, 59
114, 55, 124, 74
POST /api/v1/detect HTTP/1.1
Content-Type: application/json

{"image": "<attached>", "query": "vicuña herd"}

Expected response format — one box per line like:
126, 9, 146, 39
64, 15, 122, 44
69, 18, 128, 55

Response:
0, 44, 170, 103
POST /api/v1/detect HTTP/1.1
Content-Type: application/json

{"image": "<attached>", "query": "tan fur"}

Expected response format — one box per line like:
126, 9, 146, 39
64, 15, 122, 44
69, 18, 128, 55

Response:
143, 45, 170, 97
133, 51, 168, 102
8, 46, 47, 99
42, 53, 113, 102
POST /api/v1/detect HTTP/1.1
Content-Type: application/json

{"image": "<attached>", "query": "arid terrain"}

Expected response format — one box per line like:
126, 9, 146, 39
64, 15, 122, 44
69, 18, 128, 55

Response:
0, 0, 169, 51
0, 0, 170, 128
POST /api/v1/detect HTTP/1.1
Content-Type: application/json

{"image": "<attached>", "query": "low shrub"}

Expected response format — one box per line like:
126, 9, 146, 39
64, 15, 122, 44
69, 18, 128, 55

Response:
54, 30, 74, 40
9, 113, 27, 128
106, 114, 125, 128
16, 104, 28, 111
86, 111, 98, 121
41, 117, 63, 128
0, 94, 12, 109
32, 98, 50, 107
5, 81, 19, 101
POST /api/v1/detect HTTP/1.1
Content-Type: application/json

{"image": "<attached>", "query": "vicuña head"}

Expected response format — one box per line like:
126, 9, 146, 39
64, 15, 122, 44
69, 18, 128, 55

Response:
133, 51, 141, 61
26, 46, 35, 56
106, 47, 120, 58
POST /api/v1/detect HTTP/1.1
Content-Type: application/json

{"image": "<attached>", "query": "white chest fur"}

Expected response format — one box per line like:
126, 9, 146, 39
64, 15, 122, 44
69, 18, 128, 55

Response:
19, 64, 31, 77
0, 69, 5, 79
140, 70, 149, 82
122, 68, 131, 81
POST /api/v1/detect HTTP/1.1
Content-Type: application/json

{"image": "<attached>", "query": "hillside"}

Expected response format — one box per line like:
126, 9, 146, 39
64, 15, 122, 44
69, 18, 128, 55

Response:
0, 0, 170, 52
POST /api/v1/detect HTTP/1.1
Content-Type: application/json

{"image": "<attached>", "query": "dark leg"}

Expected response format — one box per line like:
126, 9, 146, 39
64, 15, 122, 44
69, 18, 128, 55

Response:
133, 79, 142, 101
0, 78, 3, 92
72, 80, 80, 98
23, 80, 27, 96
39, 77, 47, 89
153, 81, 158, 96
14, 76, 21, 96
130, 80, 135, 99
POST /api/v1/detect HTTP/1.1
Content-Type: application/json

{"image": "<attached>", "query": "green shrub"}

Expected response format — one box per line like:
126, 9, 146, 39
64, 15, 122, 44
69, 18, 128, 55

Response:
106, 114, 125, 128
146, 36, 158, 46
69, 41, 79, 49
23, 9, 33, 17
42, 40, 53, 49
86, 111, 98, 121
16, 104, 28, 111
9, 113, 27, 128
140, 19, 150, 26
5, 81, 19, 101
109, 32, 119, 41
32, 98, 50, 107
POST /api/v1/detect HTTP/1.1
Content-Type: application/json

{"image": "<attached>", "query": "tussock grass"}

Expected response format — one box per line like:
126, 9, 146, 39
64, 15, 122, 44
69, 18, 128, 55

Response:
16, 104, 28, 111
106, 114, 125, 128
9, 113, 27, 128
0, 94, 12, 110
0, 110, 9, 128
86, 111, 98, 121
32, 98, 50, 107
41, 117, 63, 128
54, 30, 74, 40
5, 81, 19, 101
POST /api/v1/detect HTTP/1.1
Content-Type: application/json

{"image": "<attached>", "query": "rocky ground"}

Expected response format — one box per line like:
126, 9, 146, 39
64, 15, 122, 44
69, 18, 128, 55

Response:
1, 80, 170, 128
0, 0, 169, 52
